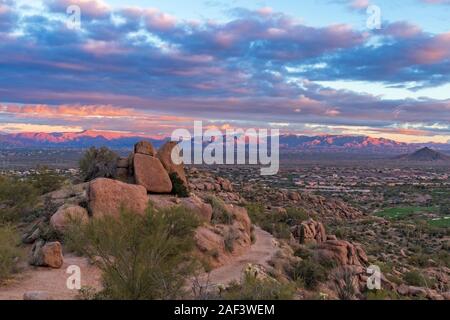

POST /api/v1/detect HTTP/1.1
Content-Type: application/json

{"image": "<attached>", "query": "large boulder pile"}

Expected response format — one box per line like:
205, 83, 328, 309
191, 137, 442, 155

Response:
115, 140, 191, 194
22, 140, 254, 271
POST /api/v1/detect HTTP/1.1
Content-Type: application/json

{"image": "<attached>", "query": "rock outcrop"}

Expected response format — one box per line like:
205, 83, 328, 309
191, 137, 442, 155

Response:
194, 204, 253, 267
316, 240, 368, 267
293, 219, 327, 244
89, 178, 149, 218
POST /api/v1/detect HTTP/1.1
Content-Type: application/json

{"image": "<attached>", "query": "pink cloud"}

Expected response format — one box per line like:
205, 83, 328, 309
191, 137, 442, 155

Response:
47, 0, 110, 19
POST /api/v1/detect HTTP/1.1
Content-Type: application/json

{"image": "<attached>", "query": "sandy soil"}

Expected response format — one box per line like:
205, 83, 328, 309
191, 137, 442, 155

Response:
0, 227, 277, 300
0, 254, 102, 300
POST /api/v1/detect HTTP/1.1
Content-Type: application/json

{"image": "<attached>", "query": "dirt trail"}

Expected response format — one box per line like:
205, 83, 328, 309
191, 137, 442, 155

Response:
0, 227, 277, 300
197, 227, 278, 286
0, 255, 102, 300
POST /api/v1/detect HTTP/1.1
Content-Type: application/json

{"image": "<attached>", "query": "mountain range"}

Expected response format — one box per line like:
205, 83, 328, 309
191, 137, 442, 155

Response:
0, 130, 449, 154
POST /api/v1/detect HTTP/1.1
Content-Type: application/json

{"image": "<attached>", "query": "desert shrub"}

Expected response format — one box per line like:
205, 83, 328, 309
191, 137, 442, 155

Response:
30, 167, 65, 195
294, 246, 312, 260
222, 273, 295, 300
246, 202, 265, 223
439, 204, 450, 216
224, 228, 238, 253
170, 173, 189, 197
290, 260, 327, 289
0, 224, 23, 281
403, 270, 434, 287
285, 207, 309, 224
0, 176, 38, 223
79, 147, 118, 182
205, 195, 234, 225
246, 203, 310, 239
332, 268, 357, 300
65, 206, 200, 299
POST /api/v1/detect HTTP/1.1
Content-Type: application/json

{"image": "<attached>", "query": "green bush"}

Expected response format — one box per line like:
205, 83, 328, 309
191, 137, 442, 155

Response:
205, 195, 234, 225
170, 173, 189, 197
0, 224, 23, 281
403, 270, 434, 287
290, 260, 327, 289
0, 176, 38, 223
79, 147, 118, 182
30, 167, 65, 195
222, 273, 295, 300
65, 206, 200, 299
245, 203, 310, 239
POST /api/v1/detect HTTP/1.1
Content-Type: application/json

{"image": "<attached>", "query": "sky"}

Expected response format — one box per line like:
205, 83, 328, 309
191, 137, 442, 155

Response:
0, 0, 449, 142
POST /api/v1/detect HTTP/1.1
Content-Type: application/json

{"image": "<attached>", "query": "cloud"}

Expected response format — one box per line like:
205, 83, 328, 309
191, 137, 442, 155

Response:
0, 2, 449, 142
45, 0, 111, 19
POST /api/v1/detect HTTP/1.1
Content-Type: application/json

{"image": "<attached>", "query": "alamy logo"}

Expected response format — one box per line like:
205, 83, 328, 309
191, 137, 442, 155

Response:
366, 265, 381, 290
66, 5, 81, 30
366, 5, 382, 30
66, 265, 81, 290
170, 121, 279, 175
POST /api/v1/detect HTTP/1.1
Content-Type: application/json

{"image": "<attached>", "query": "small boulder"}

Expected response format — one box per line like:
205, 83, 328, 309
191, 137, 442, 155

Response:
50, 205, 89, 232
89, 178, 149, 218
23, 291, 52, 300
133, 153, 172, 193
29, 240, 63, 269
134, 141, 156, 156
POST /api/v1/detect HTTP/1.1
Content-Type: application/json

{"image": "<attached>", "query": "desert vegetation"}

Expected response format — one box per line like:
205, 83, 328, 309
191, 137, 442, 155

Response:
79, 147, 119, 182
66, 206, 200, 299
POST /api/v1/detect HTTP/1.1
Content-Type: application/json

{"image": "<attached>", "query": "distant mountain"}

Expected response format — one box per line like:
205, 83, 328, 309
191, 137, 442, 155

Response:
0, 130, 167, 149
0, 131, 449, 155
395, 147, 450, 162
279, 135, 406, 150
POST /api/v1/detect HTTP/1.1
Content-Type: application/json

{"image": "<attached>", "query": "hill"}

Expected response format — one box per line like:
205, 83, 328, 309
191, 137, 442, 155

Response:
396, 147, 450, 162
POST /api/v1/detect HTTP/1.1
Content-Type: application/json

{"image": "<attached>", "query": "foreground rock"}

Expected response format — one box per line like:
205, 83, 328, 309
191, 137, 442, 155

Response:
133, 153, 173, 193
29, 240, 63, 269
89, 178, 149, 218
50, 205, 89, 232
